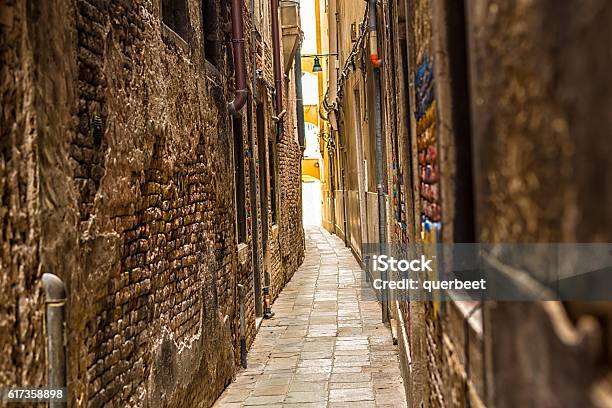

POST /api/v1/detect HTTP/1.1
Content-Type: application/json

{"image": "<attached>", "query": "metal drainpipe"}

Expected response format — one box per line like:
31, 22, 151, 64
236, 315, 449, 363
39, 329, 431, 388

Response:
337, 121, 349, 247
229, 0, 248, 114
294, 44, 306, 152
329, 141, 336, 234
237, 284, 247, 368
250, 0, 263, 318
42, 273, 67, 408
369, 0, 389, 323
271, 0, 283, 117
333, 4, 348, 247
251, 0, 258, 102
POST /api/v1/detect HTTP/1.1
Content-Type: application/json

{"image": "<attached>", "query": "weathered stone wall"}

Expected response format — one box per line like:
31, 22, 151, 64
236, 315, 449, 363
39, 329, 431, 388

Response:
260, 9, 304, 305
467, 1, 612, 407
0, 0, 304, 406
395, 0, 612, 407
0, 0, 50, 391
467, 0, 612, 244
274, 65, 305, 298
69, 0, 239, 405
380, 0, 504, 406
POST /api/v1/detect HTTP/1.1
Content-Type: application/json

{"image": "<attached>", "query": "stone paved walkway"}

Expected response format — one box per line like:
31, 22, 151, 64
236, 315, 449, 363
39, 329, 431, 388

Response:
213, 226, 407, 407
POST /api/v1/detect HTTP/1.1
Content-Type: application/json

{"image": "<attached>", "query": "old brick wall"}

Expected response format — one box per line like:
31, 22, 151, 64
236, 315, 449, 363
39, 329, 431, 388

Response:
258, 6, 304, 305
381, 0, 416, 248
396, 1, 442, 406
69, 0, 240, 405
0, 0, 303, 407
263, 84, 305, 305
386, 0, 484, 406
271, 70, 304, 301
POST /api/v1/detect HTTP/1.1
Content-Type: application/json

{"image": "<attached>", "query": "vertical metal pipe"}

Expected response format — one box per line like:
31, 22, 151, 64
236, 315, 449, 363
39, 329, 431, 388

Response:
369, 0, 389, 323
342, 165, 349, 246
251, 0, 258, 103
270, 0, 283, 120
250, 0, 263, 317
229, 0, 248, 113
237, 284, 247, 368
333, 2, 349, 248
294, 44, 306, 151
328, 0, 338, 103
328, 145, 336, 234
42, 273, 67, 408
337, 121, 349, 246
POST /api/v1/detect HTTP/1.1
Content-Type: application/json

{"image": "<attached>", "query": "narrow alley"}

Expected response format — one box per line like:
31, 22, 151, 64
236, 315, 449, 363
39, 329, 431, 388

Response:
2, 0, 612, 407
214, 227, 406, 407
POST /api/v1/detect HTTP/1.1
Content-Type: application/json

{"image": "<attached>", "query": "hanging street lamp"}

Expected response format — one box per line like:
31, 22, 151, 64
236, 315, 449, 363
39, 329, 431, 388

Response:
302, 53, 338, 74
312, 56, 323, 72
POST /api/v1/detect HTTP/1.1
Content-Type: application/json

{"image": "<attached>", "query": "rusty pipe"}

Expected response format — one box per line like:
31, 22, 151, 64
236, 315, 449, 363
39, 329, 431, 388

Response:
271, 0, 283, 119
368, 0, 382, 67
294, 44, 305, 151
229, 0, 248, 114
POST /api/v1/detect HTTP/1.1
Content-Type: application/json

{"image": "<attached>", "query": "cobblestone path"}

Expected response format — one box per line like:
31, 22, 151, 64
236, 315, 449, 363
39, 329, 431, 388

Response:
213, 226, 407, 407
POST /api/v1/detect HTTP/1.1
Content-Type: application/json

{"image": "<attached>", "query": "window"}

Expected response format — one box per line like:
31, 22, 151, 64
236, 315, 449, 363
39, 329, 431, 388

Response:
201, 0, 219, 65
233, 117, 247, 243
268, 140, 278, 224
162, 0, 189, 40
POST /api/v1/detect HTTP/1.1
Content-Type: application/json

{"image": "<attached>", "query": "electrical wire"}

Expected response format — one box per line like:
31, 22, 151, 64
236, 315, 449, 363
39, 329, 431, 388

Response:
320, 0, 371, 119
